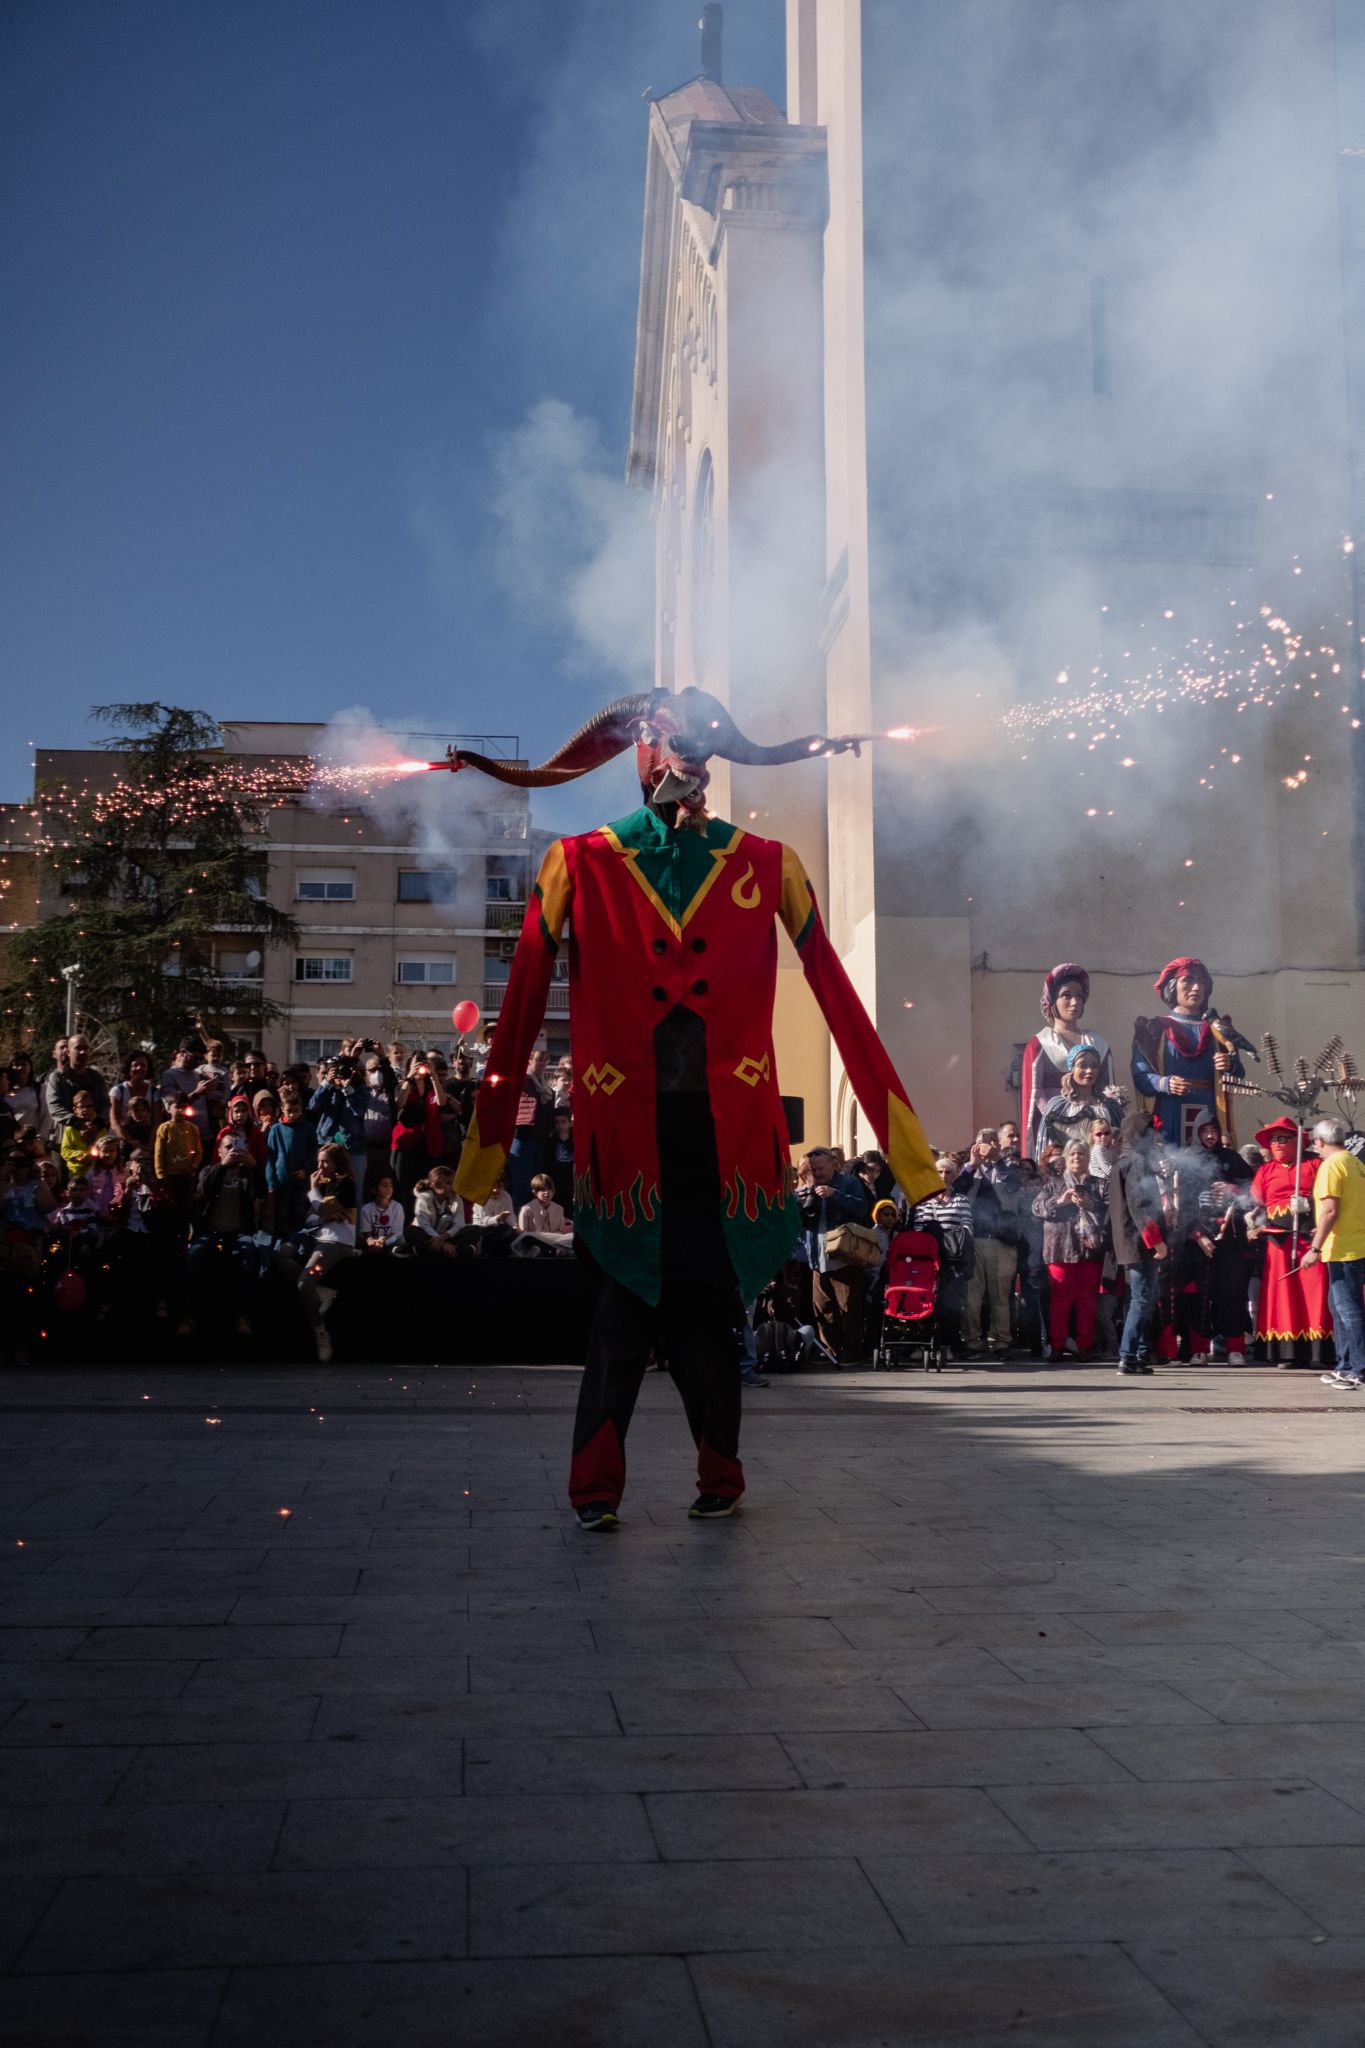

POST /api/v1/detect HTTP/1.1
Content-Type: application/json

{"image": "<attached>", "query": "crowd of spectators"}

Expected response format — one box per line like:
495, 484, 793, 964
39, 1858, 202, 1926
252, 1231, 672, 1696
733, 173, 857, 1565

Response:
0, 1032, 574, 1366
771, 1107, 1363, 1379
4, 1028, 1362, 1379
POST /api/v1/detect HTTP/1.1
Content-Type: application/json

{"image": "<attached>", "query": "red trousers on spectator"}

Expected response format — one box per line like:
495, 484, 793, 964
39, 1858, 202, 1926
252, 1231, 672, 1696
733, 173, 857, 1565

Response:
1047, 1258, 1103, 1356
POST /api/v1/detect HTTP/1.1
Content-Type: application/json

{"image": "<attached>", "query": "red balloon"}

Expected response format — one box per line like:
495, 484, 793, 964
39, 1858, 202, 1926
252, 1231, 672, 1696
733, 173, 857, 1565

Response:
53, 1270, 87, 1313
451, 1000, 481, 1035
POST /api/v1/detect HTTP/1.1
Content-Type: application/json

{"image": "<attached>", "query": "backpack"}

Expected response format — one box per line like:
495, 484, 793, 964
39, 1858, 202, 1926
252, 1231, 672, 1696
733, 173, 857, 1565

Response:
755, 1320, 823, 1370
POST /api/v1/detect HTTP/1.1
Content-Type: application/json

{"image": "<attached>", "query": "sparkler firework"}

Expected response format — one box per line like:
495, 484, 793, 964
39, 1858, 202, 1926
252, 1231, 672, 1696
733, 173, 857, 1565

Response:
8, 560, 1357, 885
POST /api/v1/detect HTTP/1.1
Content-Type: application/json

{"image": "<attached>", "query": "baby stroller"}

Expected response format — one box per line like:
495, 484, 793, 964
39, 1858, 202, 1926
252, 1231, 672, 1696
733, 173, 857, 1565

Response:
873, 1228, 956, 1371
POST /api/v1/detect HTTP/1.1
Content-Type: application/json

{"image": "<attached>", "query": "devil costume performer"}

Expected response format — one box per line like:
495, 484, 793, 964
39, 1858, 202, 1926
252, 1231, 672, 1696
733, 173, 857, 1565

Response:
1251, 1116, 1331, 1348
451, 688, 941, 1524
1132, 956, 1244, 1149
1020, 965, 1114, 1164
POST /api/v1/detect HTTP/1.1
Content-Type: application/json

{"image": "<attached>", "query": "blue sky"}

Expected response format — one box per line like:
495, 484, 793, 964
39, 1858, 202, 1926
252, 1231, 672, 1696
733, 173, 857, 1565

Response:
0, 0, 784, 812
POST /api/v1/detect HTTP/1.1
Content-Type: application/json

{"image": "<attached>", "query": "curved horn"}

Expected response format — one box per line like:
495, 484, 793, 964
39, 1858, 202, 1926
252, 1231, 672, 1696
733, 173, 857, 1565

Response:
448, 693, 661, 787
671, 688, 856, 766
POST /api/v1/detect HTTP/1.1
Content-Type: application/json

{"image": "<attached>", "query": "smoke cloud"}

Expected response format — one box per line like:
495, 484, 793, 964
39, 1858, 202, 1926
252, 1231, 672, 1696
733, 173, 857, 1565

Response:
412, 0, 1362, 1030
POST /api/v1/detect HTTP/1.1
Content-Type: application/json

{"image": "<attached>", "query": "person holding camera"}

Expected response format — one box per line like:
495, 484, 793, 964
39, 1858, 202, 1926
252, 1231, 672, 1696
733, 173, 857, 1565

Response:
309, 1049, 368, 1194
795, 1146, 876, 1367
953, 1127, 1025, 1359
391, 1054, 449, 1207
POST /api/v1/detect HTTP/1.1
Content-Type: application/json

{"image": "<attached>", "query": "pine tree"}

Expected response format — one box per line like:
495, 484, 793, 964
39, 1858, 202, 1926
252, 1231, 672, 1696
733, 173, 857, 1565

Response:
2, 704, 297, 1054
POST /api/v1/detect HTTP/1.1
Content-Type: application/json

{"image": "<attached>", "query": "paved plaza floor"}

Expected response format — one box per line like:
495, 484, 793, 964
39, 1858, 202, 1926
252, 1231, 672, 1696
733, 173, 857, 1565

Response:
5, 1356, 1365, 2044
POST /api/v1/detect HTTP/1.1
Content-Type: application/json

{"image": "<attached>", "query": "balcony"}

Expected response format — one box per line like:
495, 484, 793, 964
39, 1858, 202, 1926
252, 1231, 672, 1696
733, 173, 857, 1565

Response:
483, 980, 569, 1016
484, 901, 526, 932
486, 813, 529, 842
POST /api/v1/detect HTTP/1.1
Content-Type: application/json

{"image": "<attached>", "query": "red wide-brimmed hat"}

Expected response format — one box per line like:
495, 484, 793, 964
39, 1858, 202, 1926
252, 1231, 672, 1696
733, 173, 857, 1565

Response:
1255, 1116, 1301, 1147
1154, 956, 1210, 996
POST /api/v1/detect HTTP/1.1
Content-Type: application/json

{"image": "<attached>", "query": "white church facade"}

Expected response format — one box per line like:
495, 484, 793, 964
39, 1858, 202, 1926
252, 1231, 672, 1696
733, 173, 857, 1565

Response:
628, 0, 1365, 1152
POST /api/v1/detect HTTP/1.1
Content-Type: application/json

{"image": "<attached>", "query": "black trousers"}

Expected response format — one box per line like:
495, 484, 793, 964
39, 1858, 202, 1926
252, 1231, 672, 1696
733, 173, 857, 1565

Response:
568, 1028, 745, 1510
569, 1272, 744, 1508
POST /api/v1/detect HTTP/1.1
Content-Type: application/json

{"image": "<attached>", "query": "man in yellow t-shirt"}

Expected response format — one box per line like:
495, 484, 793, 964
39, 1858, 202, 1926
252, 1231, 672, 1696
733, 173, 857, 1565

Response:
1304, 1118, 1365, 1387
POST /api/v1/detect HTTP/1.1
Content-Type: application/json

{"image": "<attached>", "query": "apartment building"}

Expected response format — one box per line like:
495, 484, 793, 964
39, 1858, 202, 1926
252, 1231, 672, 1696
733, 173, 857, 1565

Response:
12, 721, 568, 1065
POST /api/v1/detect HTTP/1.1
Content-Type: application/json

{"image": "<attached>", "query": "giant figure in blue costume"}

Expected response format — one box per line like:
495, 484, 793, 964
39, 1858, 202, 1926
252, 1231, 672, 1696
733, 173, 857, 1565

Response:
1131, 955, 1243, 1147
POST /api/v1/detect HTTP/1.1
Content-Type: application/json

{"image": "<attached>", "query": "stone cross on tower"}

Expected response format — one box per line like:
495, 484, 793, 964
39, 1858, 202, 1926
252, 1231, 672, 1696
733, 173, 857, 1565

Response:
699, 5, 722, 83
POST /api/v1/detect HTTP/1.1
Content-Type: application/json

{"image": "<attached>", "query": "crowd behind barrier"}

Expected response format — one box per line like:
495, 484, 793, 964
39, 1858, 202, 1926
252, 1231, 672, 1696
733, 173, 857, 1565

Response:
4, 1029, 1364, 1381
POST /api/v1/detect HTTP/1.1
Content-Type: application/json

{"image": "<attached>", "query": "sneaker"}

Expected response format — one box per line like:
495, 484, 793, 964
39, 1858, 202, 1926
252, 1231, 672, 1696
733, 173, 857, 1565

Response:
741, 1371, 770, 1388
689, 1493, 743, 1519
1137, 1361, 1155, 1374
1116, 1359, 1142, 1375
575, 1502, 619, 1531
1320, 1371, 1363, 1389
1227, 1351, 1247, 1367
314, 1327, 333, 1363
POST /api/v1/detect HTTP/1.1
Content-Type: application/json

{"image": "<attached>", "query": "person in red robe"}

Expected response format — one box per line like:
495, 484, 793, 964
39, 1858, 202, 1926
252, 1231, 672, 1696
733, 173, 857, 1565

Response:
1250, 1116, 1331, 1363
451, 688, 942, 1527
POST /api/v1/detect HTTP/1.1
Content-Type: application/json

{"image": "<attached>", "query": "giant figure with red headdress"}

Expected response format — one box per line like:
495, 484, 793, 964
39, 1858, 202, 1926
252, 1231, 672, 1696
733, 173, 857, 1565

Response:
1131, 956, 1244, 1148
452, 688, 942, 1528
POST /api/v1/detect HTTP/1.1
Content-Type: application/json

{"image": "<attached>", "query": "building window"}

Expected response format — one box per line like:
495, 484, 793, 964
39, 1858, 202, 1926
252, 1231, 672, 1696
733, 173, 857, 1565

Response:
398, 871, 457, 904
485, 856, 526, 902
397, 958, 455, 985
295, 1037, 344, 1064
294, 955, 352, 982
216, 948, 263, 982
297, 873, 356, 901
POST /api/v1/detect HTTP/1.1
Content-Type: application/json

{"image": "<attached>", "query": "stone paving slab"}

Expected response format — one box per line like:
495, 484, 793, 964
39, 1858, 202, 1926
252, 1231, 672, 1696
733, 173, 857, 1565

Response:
208, 1956, 712, 2048
861, 1845, 1318, 1944
8, 1358, 1365, 2043
13, 1867, 468, 1972
646, 1784, 1032, 1858
0, 1966, 228, 2046
464, 1731, 806, 1794
688, 1942, 1208, 2046
469, 1855, 902, 1956
1126, 1938, 1365, 2047
0, 1799, 285, 1877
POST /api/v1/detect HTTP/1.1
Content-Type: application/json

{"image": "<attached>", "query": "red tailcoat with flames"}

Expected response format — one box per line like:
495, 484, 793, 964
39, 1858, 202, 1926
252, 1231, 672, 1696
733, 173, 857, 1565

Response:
455, 804, 941, 1305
